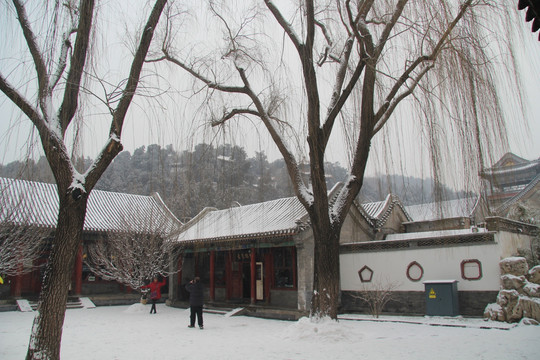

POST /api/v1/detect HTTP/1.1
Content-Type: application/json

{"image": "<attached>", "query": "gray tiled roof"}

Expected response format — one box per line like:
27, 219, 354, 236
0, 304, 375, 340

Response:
176, 196, 308, 244
405, 196, 480, 222
0, 177, 181, 235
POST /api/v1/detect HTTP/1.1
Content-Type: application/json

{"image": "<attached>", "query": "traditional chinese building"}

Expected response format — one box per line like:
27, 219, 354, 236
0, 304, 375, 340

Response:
340, 192, 537, 316
167, 185, 411, 314
480, 153, 540, 211
0, 177, 181, 299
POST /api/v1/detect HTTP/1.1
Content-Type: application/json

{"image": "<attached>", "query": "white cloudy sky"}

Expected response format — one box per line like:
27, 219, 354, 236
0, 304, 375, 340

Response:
0, 1, 539, 186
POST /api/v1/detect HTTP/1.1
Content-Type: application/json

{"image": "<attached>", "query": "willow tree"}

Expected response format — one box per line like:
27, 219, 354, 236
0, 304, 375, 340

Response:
0, 0, 167, 358
161, 0, 520, 319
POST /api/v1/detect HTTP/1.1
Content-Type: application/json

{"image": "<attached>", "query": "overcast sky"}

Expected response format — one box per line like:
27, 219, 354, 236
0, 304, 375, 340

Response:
1, 1, 539, 186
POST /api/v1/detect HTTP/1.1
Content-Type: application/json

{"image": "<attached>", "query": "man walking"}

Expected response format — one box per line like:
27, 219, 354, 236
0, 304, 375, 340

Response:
185, 276, 204, 329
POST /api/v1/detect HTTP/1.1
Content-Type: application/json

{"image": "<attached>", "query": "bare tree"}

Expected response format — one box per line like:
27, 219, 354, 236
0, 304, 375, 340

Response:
351, 277, 400, 318
160, 0, 522, 319
85, 211, 180, 291
0, 184, 51, 276
0, 1, 167, 358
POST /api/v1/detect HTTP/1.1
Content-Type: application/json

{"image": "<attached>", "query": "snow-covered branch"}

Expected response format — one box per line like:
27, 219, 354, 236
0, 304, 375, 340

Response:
0, 190, 51, 276
264, 0, 303, 53
85, 210, 180, 291
12, 0, 49, 106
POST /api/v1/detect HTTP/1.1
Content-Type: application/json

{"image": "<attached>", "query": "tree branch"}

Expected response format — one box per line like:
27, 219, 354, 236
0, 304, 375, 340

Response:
264, 0, 303, 53
373, 63, 434, 135
211, 108, 261, 126
234, 66, 313, 206
58, 0, 95, 135
12, 0, 50, 117
373, 0, 474, 133
162, 50, 248, 94
321, 36, 365, 146
85, 0, 168, 191
0, 74, 44, 129
50, 28, 77, 90
374, 0, 408, 59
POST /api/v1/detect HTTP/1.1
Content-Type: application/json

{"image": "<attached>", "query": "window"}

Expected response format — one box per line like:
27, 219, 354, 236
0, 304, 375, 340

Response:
273, 247, 296, 288
461, 259, 482, 280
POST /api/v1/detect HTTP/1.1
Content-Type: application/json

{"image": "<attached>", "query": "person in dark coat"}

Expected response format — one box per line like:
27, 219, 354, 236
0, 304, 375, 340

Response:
141, 276, 166, 314
185, 276, 204, 329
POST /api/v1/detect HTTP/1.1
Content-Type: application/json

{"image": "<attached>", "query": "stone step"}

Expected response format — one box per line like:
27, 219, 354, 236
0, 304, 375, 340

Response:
23, 297, 87, 311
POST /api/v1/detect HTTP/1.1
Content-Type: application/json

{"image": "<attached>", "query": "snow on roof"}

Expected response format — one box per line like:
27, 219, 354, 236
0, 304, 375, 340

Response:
385, 228, 487, 241
360, 194, 412, 226
0, 177, 181, 235
175, 196, 308, 244
405, 197, 480, 222
362, 199, 387, 219
481, 153, 540, 177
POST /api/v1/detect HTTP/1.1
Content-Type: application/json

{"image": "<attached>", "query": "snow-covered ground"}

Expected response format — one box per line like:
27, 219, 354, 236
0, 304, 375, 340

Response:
1, 304, 538, 359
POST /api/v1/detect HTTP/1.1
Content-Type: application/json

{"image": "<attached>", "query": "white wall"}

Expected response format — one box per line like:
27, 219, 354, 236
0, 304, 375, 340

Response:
340, 232, 532, 292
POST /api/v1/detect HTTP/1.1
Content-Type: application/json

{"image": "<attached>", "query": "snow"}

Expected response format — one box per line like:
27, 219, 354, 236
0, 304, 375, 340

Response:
1, 305, 539, 359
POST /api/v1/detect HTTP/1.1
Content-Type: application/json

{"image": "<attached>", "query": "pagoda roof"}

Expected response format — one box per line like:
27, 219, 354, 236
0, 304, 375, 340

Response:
480, 153, 540, 178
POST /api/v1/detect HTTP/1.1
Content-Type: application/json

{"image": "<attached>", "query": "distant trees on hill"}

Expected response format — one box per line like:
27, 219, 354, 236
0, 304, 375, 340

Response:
0, 143, 472, 220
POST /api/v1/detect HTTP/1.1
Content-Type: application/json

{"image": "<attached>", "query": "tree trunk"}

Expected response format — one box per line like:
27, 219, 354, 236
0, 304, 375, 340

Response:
26, 191, 88, 360
310, 225, 341, 320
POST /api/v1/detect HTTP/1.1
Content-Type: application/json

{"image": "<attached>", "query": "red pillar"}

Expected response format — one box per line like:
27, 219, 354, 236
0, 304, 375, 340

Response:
250, 247, 256, 304
209, 250, 215, 302
73, 244, 83, 295
225, 251, 232, 300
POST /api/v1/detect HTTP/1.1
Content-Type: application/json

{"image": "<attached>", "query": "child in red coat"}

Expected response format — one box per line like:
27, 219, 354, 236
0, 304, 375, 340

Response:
142, 276, 166, 314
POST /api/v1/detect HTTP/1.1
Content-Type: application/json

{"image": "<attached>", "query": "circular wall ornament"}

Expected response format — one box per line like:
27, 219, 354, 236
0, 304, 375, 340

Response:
406, 261, 424, 282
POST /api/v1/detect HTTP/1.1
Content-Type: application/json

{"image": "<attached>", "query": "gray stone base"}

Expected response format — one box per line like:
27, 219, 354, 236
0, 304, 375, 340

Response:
341, 290, 498, 317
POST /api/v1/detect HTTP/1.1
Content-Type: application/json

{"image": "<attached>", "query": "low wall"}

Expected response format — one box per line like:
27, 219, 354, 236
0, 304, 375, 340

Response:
341, 290, 498, 316
270, 289, 298, 308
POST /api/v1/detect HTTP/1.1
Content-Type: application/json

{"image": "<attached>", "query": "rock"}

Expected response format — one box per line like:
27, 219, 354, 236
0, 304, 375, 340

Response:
508, 297, 525, 322
496, 289, 519, 307
500, 274, 527, 291
517, 296, 540, 322
529, 265, 540, 285
519, 317, 539, 326
523, 282, 540, 298
484, 303, 505, 322
499, 257, 529, 276
496, 289, 520, 322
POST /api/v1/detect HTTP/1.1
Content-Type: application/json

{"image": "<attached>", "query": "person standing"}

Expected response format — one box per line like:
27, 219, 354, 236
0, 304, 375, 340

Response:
185, 276, 204, 329
142, 276, 167, 314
